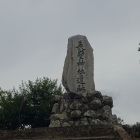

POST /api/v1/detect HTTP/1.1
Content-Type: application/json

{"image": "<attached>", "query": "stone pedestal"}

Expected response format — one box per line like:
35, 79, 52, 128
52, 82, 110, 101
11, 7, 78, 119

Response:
49, 91, 118, 127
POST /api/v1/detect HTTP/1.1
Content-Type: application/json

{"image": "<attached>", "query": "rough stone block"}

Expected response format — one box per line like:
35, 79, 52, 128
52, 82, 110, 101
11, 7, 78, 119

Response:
49, 120, 61, 127
52, 103, 59, 114
70, 110, 82, 118
102, 96, 113, 108
89, 99, 102, 110
84, 110, 96, 118
69, 100, 82, 110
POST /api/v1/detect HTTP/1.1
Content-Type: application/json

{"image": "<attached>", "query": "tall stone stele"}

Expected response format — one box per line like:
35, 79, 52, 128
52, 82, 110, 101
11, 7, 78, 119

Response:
62, 35, 95, 94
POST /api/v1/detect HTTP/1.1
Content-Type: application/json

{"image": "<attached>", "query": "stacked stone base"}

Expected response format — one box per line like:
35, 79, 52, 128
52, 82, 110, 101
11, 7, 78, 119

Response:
49, 91, 118, 127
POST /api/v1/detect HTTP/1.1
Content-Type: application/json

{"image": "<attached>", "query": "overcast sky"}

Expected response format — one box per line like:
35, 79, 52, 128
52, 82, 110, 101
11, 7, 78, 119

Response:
0, 0, 140, 124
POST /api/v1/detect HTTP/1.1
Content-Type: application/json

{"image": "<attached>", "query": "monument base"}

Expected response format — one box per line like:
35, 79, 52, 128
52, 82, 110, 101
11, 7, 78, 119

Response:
0, 124, 132, 140
49, 91, 118, 127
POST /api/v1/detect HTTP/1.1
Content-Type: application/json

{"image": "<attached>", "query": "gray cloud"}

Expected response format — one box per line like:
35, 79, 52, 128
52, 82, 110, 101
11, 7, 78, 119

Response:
0, 0, 140, 124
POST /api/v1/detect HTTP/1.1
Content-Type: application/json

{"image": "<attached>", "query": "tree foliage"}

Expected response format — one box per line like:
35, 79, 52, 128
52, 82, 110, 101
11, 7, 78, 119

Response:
0, 77, 63, 130
117, 117, 124, 125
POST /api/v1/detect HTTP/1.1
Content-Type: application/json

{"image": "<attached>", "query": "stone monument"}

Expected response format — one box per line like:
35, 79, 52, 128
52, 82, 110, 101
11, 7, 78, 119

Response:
49, 35, 118, 127
62, 35, 95, 94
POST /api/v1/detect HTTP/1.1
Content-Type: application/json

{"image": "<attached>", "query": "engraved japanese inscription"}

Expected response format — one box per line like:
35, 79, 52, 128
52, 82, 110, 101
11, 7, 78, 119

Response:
76, 40, 86, 92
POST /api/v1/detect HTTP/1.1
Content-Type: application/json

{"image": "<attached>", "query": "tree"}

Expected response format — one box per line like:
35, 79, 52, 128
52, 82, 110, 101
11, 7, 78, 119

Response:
117, 117, 124, 125
0, 88, 22, 130
138, 43, 140, 51
19, 77, 63, 128
0, 77, 63, 130
138, 45, 140, 64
